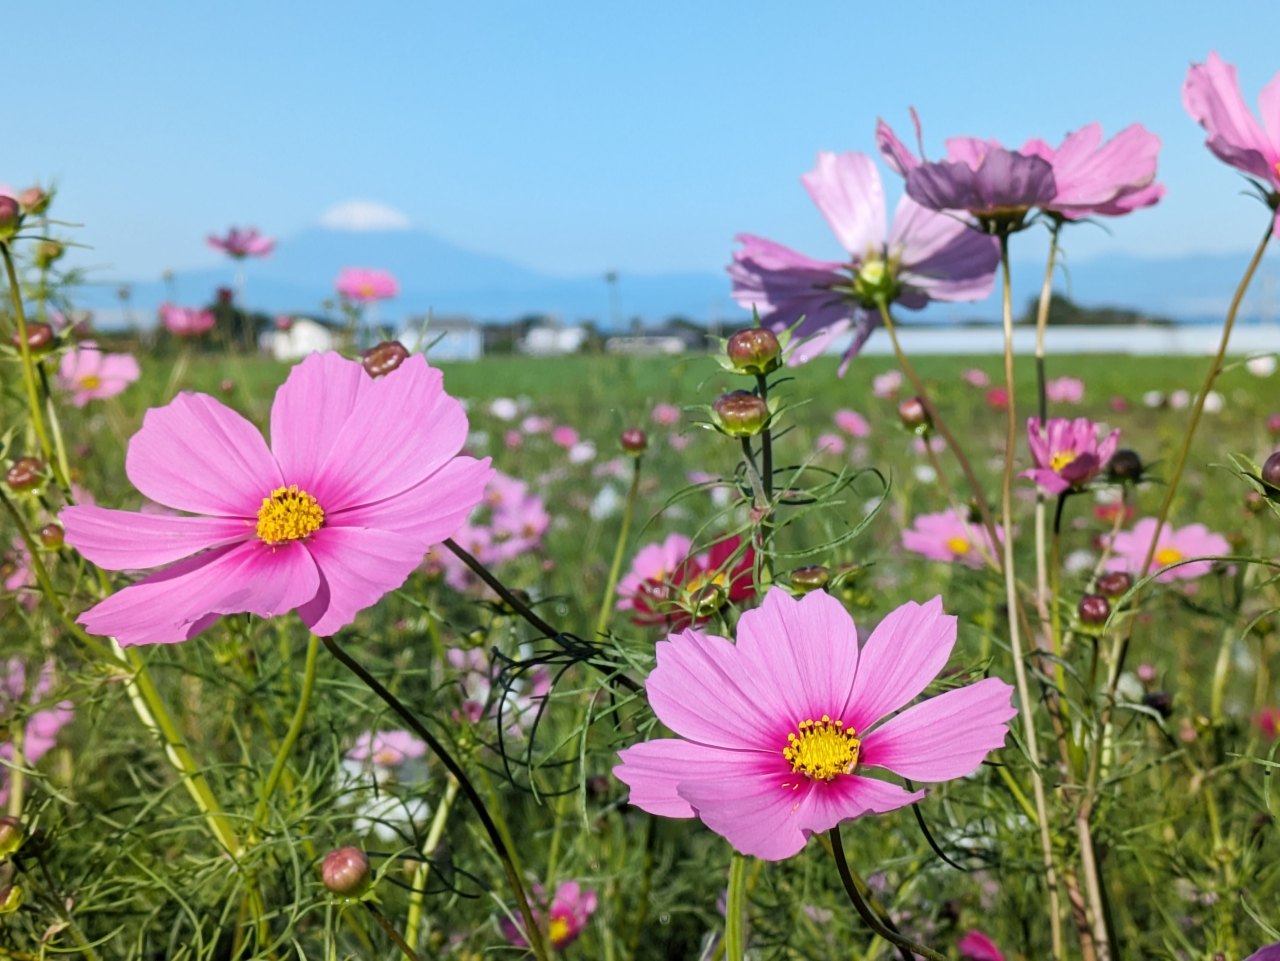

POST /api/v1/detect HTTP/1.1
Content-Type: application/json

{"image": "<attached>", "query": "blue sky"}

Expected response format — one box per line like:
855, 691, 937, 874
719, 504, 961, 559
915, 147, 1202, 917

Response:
14, 0, 1280, 282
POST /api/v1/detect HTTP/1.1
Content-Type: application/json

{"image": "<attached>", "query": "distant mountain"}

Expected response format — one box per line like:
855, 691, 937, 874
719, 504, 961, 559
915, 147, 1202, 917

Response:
76, 226, 1280, 329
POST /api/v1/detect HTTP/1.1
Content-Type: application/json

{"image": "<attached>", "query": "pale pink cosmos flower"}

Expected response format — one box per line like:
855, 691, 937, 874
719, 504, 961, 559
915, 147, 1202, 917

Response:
207, 226, 275, 259
616, 533, 692, 612
957, 930, 1006, 961
873, 370, 903, 398
521, 415, 553, 434
613, 588, 1015, 860
551, 425, 579, 448
652, 403, 681, 426
1045, 375, 1085, 404
668, 434, 689, 451
1104, 518, 1231, 582
57, 343, 140, 407
833, 409, 870, 437
567, 440, 596, 464
0, 659, 74, 806
61, 352, 492, 646
814, 433, 846, 456
1020, 417, 1119, 495
447, 647, 550, 735
1183, 52, 1280, 236
729, 151, 999, 372
346, 730, 426, 767
159, 303, 216, 337
1019, 124, 1164, 219
962, 368, 991, 387
502, 880, 599, 950
6, 536, 36, 608
902, 509, 1001, 569
335, 267, 399, 303
504, 429, 523, 449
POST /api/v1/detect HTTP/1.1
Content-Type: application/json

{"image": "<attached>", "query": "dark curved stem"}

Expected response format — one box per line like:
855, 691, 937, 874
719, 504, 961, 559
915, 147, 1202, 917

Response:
754, 373, 773, 501
321, 635, 550, 961
365, 901, 423, 961
903, 780, 971, 873
827, 827, 945, 961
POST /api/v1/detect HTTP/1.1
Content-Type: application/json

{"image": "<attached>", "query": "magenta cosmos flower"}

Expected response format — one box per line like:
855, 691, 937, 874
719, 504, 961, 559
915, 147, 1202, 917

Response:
1184, 52, 1280, 234
729, 151, 999, 372
614, 588, 1015, 860
1020, 416, 1119, 495
60, 352, 492, 646
1104, 518, 1230, 583
833, 408, 870, 437
159, 303, 216, 337
957, 930, 1006, 961
335, 267, 400, 303
902, 509, 1001, 570
1045, 375, 1085, 404
502, 880, 599, 950
207, 226, 275, 259
57, 343, 140, 407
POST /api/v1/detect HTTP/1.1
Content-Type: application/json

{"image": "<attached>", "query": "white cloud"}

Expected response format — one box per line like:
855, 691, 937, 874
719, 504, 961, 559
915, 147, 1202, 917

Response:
319, 200, 411, 232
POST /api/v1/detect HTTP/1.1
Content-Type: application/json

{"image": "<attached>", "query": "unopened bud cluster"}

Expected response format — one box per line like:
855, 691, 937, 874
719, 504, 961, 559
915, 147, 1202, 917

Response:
724, 327, 782, 375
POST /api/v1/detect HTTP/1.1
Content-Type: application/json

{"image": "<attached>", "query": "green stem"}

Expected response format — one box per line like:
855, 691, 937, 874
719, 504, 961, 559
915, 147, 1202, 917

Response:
724, 852, 748, 961
1210, 626, 1234, 721
1034, 220, 1062, 425
251, 634, 320, 834
1, 243, 57, 480
595, 455, 642, 639
4, 722, 23, 817
404, 776, 459, 951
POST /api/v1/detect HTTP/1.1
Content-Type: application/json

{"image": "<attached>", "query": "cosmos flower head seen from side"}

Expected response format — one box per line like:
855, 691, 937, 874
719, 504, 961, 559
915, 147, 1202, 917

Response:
1020, 416, 1120, 495
60, 351, 493, 646
207, 226, 275, 259
159, 303, 216, 338
335, 267, 400, 303
728, 150, 1000, 374
614, 588, 1015, 860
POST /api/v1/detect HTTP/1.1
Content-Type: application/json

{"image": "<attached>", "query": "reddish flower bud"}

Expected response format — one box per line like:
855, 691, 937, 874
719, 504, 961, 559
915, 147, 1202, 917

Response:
1262, 451, 1280, 489
220, 379, 236, 394
34, 240, 63, 268
322, 847, 372, 897
0, 816, 21, 858
1143, 691, 1174, 719
1268, 414, 1280, 435
39, 523, 64, 548
712, 390, 769, 437
0, 196, 20, 239
11, 322, 53, 352
5, 457, 43, 491
361, 340, 409, 378
789, 565, 830, 593
1246, 490, 1266, 513
17, 187, 49, 215
1096, 571, 1131, 599
725, 327, 782, 374
1107, 449, 1143, 483
1077, 594, 1111, 626
620, 428, 648, 453
897, 396, 931, 431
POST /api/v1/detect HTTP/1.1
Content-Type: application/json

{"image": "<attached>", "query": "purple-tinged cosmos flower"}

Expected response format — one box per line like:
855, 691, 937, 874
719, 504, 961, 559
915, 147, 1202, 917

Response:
60, 352, 492, 646
346, 730, 426, 768
1019, 123, 1165, 219
335, 267, 399, 303
1246, 943, 1280, 961
1020, 417, 1119, 495
833, 409, 870, 437
729, 151, 999, 373
902, 509, 1001, 570
1045, 375, 1085, 404
207, 226, 275, 259
957, 930, 1006, 961
56, 343, 140, 407
159, 303, 216, 337
502, 880, 599, 950
1105, 518, 1231, 583
1183, 52, 1280, 234
614, 588, 1016, 860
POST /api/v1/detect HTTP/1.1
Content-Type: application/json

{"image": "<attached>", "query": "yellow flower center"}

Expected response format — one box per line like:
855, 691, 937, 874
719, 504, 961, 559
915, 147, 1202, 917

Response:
1049, 450, 1077, 471
783, 715, 859, 781
373, 749, 399, 765
79, 375, 102, 389
1155, 546, 1183, 567
255, 485, 324, 544
360, 283, 376, 297
946, 537, 971, 555
548, 916, 571, 947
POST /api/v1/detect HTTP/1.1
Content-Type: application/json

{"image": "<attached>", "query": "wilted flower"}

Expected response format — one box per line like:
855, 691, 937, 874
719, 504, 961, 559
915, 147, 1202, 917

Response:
1045, 375, 1084, 404
335, 267, 399, 303
1104, 518, 1231, 582
159, 303, 216, 337
207, 226, 275, 259
56, 343, 140, 407
902, 509, 1001, 569
1021, 417, 1120, 494
614, 588, 1016, 859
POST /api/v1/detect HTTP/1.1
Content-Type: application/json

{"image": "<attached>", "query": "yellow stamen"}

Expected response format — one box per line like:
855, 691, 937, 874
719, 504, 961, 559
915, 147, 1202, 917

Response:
548, 916, 571, 947
1155, 546, 1183, 567
783, 715, 859, 781
946, 536, 971, 555
1049, 449, 1077, 471
79, 375, 102, 389
256, 485, 324, 544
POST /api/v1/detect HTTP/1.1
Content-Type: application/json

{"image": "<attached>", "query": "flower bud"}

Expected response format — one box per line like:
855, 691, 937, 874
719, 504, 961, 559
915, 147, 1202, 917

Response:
0, 196, 20, 239
322, 847, 372, 897
360, 340, 409, 378
5, 457, 43, 492
897, 396, 931, 432
725, 328, 782, 375
620, 428, 647, 454
34, 240, 63, 268
1136, 662, 1157, 684
789, 565, 830, 594
1246, 489, 1266, 513
1077, 594, 1111, 626
220, 379, 236, 394
1268, 414, 1280, 435
1096, 571, 1131, 599
1107, 449, 1143, 483
11, 322, 53, 352
0, 816, 22, 858
688, 582, 726, 618
39, 523, 64, 548
712, 391, 769, 437
17, 187, 49, 216
1143, 691, 1174, 719
0, 883, 22, 915
1262, 451, 1280, 489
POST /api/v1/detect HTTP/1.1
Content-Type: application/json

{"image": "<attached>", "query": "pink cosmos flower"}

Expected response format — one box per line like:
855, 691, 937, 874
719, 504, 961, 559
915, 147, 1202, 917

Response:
985, 388, 1009, 411
502, 880, 599, 950
1254, 707, 1280, 741
335, 267, 399, 303
1045, 375, 1085, 404
521, 415, 553, 434
1183, 52, 1280, 236
957, 930, 1006, 961
814, 432, 846, 456
347, 730, 426, 767
61, 352, 492, 646
207, 226, 275, 259
56, 343, 140, 407
652, 403, 681, 427
1018, 124, 1164, 219
6, 536, 36, 608
504, 429, 523, 449
962, 368, 991, 387
729, 151, 999, 372
1020, 417, 1119, 495
613, 588, 1016, 860
617, 534, 693, 613
0, 659, 74, 806
833, 409, 870, 437
873, 370, 903, 399
447, 647, 550, 734
159, 303, 216, 337
551, 425, 579, 448
902, 509, 1001, 570
669, 434, 689, 451
1104, 518, 1231, 582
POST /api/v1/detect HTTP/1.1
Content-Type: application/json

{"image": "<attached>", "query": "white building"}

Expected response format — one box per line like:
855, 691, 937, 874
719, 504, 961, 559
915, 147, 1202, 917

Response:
264, 317, 344, 361
400, 316, 483, 362
520, 323, 588, 356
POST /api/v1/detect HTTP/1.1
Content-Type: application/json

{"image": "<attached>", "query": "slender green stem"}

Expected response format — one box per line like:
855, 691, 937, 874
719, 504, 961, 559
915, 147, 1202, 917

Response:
626, 814, 657, 959
251, 634, 320, 834
405, 776, 459, 951
366, 901, 423, 961
595, 455, 642, 638
1034, 220, 1062, 424
827, 828, 944, 961
724, 852, 748, 961
998, 237, 1064, 961
1, 243, 56, 476
4, 722, 23, 817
